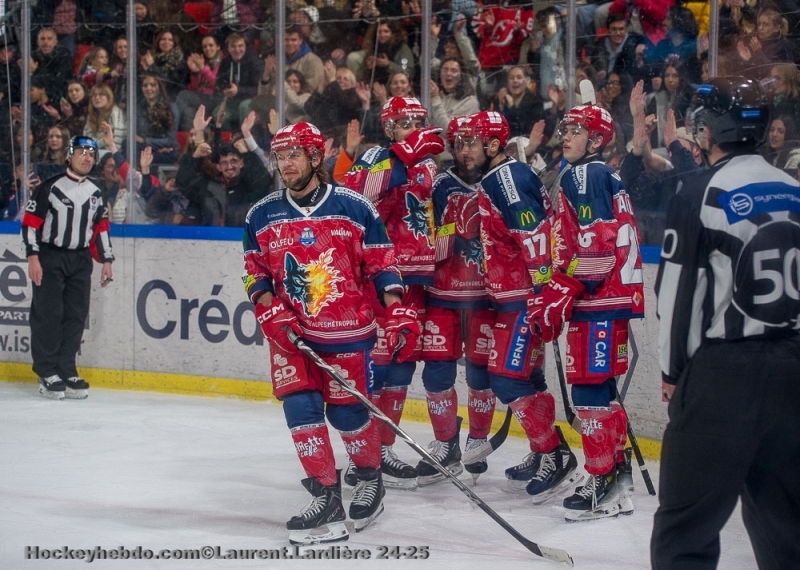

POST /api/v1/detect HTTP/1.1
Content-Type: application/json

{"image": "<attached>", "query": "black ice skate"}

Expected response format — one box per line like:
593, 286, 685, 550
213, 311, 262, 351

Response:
349, 467, 385, 531
526, 442, 583, 505
287, 476, 348, 545
563, 470, 620, 522
64, 377, 89, 399
380, 445, 418, 490
343, 460, 357, 487
505, 451, 542, 490
463, 436, 488, 484
38, 375, 66, 400
617, 448, 634, 515
416, 417, 463, 486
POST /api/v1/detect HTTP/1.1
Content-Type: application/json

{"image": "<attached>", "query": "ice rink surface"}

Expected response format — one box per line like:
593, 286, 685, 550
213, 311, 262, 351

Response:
1, 382, 758, 569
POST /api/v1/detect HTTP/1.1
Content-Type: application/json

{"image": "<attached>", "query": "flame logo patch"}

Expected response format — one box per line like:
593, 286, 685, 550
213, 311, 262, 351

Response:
284, 248, 345, 317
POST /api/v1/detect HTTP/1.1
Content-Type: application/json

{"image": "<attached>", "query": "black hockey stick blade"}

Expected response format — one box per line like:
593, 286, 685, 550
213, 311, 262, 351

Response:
552, 339, 580, 432
461, 407, 513, 465
288, 331, 574, 566
614, 391, 657, 496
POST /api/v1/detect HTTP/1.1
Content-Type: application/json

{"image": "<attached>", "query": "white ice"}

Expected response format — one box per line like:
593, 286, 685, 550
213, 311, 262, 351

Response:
0, 383, 758, 569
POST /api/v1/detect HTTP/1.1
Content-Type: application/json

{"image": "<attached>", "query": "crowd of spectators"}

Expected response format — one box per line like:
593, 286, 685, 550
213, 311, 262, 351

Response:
1, 0, 799, 241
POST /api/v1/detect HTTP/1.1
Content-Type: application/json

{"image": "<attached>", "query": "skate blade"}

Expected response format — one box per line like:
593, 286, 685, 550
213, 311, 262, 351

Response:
530, 472, 586, 505
417, 463, 463, 487
383, 476, 418, 491
352, 502, 385, 532
289, 522, 349, 545
504, 478, 530, 492
618, 496, 634, 515
38, 386, 65, 400
65, 387, 88, 399
564, 501, 620, 522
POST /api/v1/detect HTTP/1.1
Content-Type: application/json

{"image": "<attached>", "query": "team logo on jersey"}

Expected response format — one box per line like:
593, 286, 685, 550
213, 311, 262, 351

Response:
284, 248, 345, 317
460, 236, 484, 271
516, 208, 537, 229
551, 218, 568, 267
299, 227, 316, 247
403, 193, 434, 245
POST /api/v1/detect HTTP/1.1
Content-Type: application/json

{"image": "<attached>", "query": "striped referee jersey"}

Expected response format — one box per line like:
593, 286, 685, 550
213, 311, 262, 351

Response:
655, 152, 800, 384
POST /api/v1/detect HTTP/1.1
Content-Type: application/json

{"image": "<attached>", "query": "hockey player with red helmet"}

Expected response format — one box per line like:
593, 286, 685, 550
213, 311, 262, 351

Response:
529, 101, 645, 521
454, 110, 582, 501
344, 97, 444, 489
419, 115, 497, 485
243, 122, 418, 544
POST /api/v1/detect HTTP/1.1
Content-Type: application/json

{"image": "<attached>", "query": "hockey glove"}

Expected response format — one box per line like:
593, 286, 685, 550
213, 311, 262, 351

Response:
383, 305, 422, 363
527, 272, 585, 343
255, 298, 303, 353
392, 127, 445, 166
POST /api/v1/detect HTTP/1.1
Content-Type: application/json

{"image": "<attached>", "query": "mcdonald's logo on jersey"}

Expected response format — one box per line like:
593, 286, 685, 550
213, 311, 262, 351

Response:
578, 204, 592, 222
516, 208, 537, 229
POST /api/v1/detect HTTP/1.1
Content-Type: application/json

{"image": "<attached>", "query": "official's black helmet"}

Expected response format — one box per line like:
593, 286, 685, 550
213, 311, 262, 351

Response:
686, 77, 769, 146
67, 136, 98, 161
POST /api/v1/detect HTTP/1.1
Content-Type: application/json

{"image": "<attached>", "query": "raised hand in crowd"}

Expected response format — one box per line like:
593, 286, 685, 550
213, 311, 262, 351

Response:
193, 104, 212, 143
344, 118, 364, 159
324, 136, 339, 161
60, 97, 73, 118
241, 110, 256, 140
524, 119, 547, 159
631, 106, 648, 157
41, 103, 60, 120
215, 101, 226, 130
193, 141, 213, 159
140, 145, 154, 175
268, 108, 280, 135
663, 109, 678, 149
187, 53, 205, 74
140, 50, 155, 70
323, 60, 337, 84
100, 121, 118, 154
429, 79, 441, 99
629, 80, 646, 119
372, 81, 388, 106
355, 81, 372, 109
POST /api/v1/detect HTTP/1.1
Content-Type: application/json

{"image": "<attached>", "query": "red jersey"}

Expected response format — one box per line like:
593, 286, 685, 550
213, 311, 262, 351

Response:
345, 145, 436, 285
472, 5, 534, 68
551, 160, 645, 321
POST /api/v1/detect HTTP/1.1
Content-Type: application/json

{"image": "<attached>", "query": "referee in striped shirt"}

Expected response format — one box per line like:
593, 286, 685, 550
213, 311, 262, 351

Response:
21, 136, 114, 400
652, 78, 800, 569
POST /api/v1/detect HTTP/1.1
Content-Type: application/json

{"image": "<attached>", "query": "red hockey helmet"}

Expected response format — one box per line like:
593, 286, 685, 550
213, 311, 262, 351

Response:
270, 121, 326, 161
381, 96, 428, 127
446, 115, 469, 148
459, 111, 510, 148
558, 104, 614, 150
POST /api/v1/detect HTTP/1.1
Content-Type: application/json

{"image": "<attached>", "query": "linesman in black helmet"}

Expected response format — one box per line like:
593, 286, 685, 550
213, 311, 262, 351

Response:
21, 136, 114, 401
652, 77, 800, 570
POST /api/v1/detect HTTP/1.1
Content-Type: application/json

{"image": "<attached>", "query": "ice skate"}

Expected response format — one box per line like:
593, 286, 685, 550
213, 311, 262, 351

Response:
380, 445, 418, 490
505, 452, 542, 490
343, 460, 357, 487
463, 436, 488, 484
287, 476, 349, 545
416, 417, 463, 486
63, 377, 89, 399
38, 375, 65, 400
349, 467, 385, 532
526, 443, 583, 505
617, 448, 634, 515
563, 471, 620, 522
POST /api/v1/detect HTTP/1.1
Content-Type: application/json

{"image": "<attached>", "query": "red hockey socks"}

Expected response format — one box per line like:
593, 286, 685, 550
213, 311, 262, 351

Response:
576, 407, 616, 475
610, 401, 629, 464
425, 387, 458, 441
467, 388, 496, 439
290, 423, 338, 486
375, 385, 407, 446
509, 392, 559, 453
340, 416, 381, 470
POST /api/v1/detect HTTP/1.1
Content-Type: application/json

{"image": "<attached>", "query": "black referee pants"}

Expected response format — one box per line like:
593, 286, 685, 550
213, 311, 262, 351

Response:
651, 337, 800, 570
30, 246, 93, 380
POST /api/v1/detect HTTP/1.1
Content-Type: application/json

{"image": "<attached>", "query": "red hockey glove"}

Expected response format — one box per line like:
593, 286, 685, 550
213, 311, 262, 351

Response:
392, 127, 444, 166
527, 272, 585, 343
383, 305, 421, 363
255, 298, 303, 353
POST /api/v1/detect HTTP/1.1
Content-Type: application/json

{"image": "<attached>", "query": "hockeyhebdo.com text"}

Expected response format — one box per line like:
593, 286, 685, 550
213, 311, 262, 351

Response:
25, 544, 432, 562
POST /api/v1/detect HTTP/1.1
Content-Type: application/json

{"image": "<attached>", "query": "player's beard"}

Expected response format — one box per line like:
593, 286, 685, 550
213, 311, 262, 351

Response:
283, 167, 316, 193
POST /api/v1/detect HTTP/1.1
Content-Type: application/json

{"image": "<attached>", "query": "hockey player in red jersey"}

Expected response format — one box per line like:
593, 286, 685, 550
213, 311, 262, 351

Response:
419, 115, 497, 484
243, 122, 419, 544
344, 97, 444, 488
528, 103, 645, 521
459, 110, 581, 502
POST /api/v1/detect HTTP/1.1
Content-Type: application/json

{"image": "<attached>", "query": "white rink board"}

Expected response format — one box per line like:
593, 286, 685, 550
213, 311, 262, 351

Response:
0, 233, 668, 439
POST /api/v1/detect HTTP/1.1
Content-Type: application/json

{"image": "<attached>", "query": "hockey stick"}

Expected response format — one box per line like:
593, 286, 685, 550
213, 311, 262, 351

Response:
288, 331, 574, 567
552, 339, 580, 432
461, 407, 513, 465
614, 392, 657, 497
